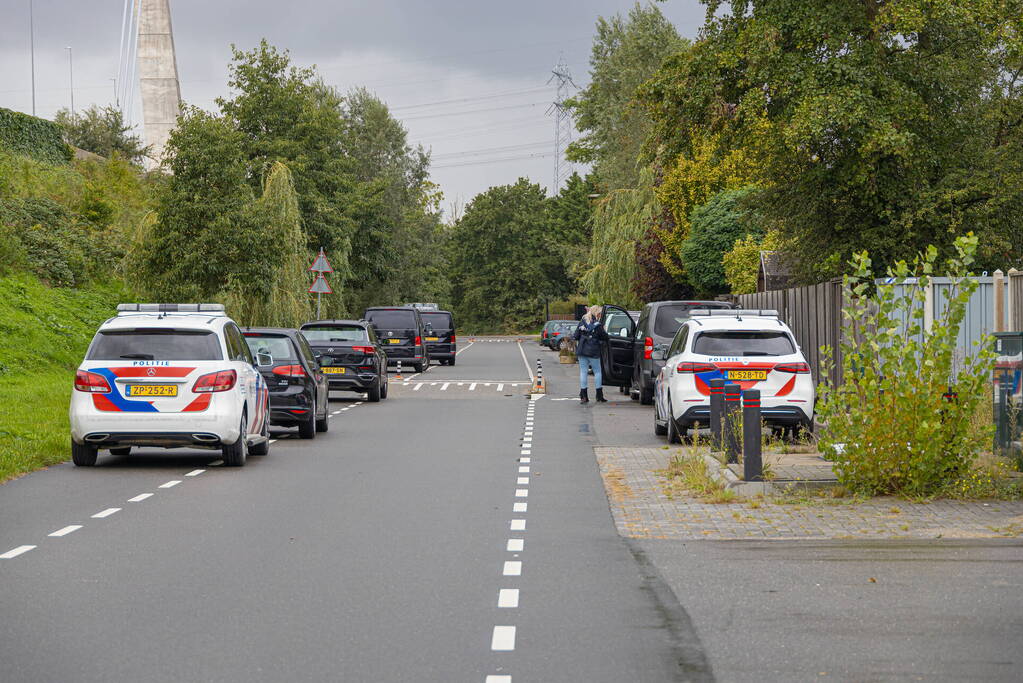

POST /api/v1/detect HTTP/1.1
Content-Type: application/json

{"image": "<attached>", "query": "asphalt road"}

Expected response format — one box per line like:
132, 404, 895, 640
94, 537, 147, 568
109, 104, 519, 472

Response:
0, 338, 707, 682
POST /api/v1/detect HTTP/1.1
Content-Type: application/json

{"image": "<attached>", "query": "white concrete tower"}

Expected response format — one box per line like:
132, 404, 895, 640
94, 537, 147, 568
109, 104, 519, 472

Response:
137, 0, 181, 165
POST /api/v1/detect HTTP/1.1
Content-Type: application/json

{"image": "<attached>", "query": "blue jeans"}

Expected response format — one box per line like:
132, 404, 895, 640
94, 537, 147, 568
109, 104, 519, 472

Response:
578, 355, 602, 390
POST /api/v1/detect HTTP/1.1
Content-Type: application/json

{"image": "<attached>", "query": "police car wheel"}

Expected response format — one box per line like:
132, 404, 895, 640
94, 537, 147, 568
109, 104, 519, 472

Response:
222, 415, 248, 467
654, 404, 667, 436
666, 400, 681, 444
72, 440, 98, 467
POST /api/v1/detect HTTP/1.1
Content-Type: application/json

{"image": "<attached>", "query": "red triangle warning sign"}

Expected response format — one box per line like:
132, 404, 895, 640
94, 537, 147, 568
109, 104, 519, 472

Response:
308, 273, 333, 294
309, 248, 334, 273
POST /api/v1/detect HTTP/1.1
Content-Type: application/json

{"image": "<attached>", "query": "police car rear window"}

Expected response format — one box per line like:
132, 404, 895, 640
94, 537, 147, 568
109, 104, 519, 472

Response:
301, 325, 367, 342
88, 329, 223, 361
692, 331, 794, 357
365, 310, 416, 330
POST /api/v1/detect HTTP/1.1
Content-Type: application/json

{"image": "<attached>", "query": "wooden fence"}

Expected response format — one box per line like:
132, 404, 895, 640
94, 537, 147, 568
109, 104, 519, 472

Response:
737, 280, 845, 386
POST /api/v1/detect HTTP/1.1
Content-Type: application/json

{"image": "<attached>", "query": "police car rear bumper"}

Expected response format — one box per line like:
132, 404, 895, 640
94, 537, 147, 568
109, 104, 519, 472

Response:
79, 431, 226, 449
677, 403, 812, 426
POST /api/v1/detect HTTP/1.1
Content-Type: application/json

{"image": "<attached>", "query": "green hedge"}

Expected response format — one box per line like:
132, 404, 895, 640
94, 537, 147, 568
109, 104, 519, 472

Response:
0, 108, 73, 165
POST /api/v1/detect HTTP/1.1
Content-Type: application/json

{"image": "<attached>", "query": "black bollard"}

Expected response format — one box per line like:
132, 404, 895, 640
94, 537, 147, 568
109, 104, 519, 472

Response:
709, 378, 725, 451
742, 389, 762, 481
723, 382, 741, 464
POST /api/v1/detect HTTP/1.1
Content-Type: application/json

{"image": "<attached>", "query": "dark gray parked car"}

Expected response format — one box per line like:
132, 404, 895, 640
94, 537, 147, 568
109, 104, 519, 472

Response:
628, 300, 736, 404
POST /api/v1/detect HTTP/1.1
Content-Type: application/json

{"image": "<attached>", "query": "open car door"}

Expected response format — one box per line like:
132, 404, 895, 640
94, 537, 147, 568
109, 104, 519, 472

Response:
599, 304, 635, 387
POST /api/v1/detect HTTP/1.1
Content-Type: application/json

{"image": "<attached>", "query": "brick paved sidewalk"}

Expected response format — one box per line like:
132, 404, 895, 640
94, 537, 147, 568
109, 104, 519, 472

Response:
596, 446, 1023, 540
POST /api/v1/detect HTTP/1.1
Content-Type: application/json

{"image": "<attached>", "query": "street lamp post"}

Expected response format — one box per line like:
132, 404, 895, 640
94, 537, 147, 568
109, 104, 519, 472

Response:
29, 0, 36, 115
65, 46, 74, 118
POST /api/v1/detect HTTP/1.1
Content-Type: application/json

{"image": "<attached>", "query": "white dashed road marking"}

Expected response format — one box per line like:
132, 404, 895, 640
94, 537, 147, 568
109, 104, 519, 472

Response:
414, 383, 424, 391
517, 477, 529, 485
486, 676, 512, 683
128, 493, 153, 502
497, 384, 504, 392
158, 480, 181, 489
510, 519, 526, 531
48, 525, 82, 537
469, 383, 477, 391
92, 507, 121, 519
506, 539, 524, 552
185, 469, 205, 477
0, 545, 36, 559
498, 589, 520, 608
208, 460, 224, 467
491, 625, 517, 651
441, 382, 450, 391
518, 466, 529, 473
515, 489, 528, 498
513, 502, 527, 512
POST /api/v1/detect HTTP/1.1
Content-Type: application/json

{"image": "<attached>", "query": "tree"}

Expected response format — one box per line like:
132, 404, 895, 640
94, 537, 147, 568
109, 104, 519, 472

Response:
580, 167, 660, 308
134, 107, 272, 305
55, 105, 149, 165
217, 40, 356, 303
449, 179, 568, 331
546, 172, 596, 290
680, 186, 763, 295
566, 2, 686, 191
641, 0, 1023, 280
723, 230, 783, 295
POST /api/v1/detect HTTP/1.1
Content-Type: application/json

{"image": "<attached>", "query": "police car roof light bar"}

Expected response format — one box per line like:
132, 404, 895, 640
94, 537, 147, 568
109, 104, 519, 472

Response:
689, 309, 779, 318
116, 303, 226, 314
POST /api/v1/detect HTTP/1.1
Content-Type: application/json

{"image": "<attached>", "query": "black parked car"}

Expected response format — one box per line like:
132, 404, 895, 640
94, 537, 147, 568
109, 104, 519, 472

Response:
419, 309, 457, 366
362, 306, 430, 373
300, 320, 389, 402
243, 328, 329, 439
598, 300, 737, 403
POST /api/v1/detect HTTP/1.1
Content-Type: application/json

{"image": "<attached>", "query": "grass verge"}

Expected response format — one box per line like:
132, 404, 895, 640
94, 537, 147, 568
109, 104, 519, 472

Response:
0, 273, 125, 482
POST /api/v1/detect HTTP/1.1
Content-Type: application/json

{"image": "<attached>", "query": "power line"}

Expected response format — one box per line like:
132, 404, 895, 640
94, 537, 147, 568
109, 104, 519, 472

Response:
390, 86, 548, 111
399, 100, 549, 121
431, 141, 551, 160
432, 152, 553, 170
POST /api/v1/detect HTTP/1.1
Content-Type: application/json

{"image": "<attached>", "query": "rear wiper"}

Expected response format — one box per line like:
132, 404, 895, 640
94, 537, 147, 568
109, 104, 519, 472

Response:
119, 353, 154, 360
743, 352, 773, 356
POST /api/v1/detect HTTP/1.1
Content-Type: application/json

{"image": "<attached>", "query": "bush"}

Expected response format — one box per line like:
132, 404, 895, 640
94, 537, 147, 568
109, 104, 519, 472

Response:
679, 186, 762, 296
723, 230, 783, 295
816, 234, 995, 497
0, 108, 73, 165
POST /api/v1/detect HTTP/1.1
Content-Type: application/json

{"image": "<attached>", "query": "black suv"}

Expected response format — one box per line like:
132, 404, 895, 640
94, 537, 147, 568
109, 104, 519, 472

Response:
300, 320, 389, 402
243, 328, 329, 439
419, 309, 457, 366
362, 307, 430, 373
628, 300, 737, 403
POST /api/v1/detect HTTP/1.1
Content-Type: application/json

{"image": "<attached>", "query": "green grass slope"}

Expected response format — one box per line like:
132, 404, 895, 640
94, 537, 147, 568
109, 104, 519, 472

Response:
0, 273, 125, 482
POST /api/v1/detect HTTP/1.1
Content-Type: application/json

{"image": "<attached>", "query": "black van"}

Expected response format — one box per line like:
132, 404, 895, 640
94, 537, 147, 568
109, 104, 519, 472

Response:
419, 309, 457, 366
596, 301, 737, 404
362, 306, 430, 373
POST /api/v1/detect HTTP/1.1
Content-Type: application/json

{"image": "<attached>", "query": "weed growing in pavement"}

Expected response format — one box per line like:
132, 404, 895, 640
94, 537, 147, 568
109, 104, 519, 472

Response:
939, 456, 1023, 500
659, 448, 738, 503
816, 235, 997, 497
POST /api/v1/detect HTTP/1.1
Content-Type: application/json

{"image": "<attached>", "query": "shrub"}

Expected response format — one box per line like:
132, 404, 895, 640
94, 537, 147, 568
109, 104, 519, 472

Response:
816, 234, 995, 497
0, 108, 73, 165
679, 186, 762, 296
723, 229, 783, 295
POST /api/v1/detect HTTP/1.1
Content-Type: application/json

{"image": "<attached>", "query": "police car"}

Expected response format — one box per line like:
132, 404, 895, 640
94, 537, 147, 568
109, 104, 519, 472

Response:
69, 303, 271, 467
653, 310, 814, 442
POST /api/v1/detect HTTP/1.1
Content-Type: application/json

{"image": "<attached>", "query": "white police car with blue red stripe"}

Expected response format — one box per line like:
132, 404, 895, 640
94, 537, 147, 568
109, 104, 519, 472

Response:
653, 309, 814, 442
69, 303, 270, 467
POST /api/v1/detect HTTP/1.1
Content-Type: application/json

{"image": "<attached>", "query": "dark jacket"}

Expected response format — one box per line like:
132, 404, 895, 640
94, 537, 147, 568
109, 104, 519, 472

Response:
573, 319, 608, 358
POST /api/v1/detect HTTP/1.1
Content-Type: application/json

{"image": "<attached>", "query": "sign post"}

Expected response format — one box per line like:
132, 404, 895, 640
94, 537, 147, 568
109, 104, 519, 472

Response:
308, 248, 334, 319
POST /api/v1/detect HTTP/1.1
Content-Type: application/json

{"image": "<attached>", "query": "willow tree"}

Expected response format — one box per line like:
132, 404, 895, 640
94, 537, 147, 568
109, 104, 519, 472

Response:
224, 162, 314, 326
580, 168, 658, 308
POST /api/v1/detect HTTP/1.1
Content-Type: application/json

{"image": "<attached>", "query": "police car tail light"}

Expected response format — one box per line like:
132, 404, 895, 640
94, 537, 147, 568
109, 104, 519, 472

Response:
351, 345, 375, 355
775, 362, 810, 374
676, 362, 716, 373
271, 365, 306, 377
192, 369, 238, 392
74, 370, 111, 393
643, 337, 654, 360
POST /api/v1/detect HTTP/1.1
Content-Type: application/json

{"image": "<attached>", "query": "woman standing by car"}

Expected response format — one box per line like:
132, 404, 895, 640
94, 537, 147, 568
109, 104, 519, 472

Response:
574, 305, 609, 404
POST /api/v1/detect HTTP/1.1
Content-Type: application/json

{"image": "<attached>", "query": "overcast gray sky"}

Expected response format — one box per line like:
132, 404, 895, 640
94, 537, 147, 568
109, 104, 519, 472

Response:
0, 1, 705, 213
